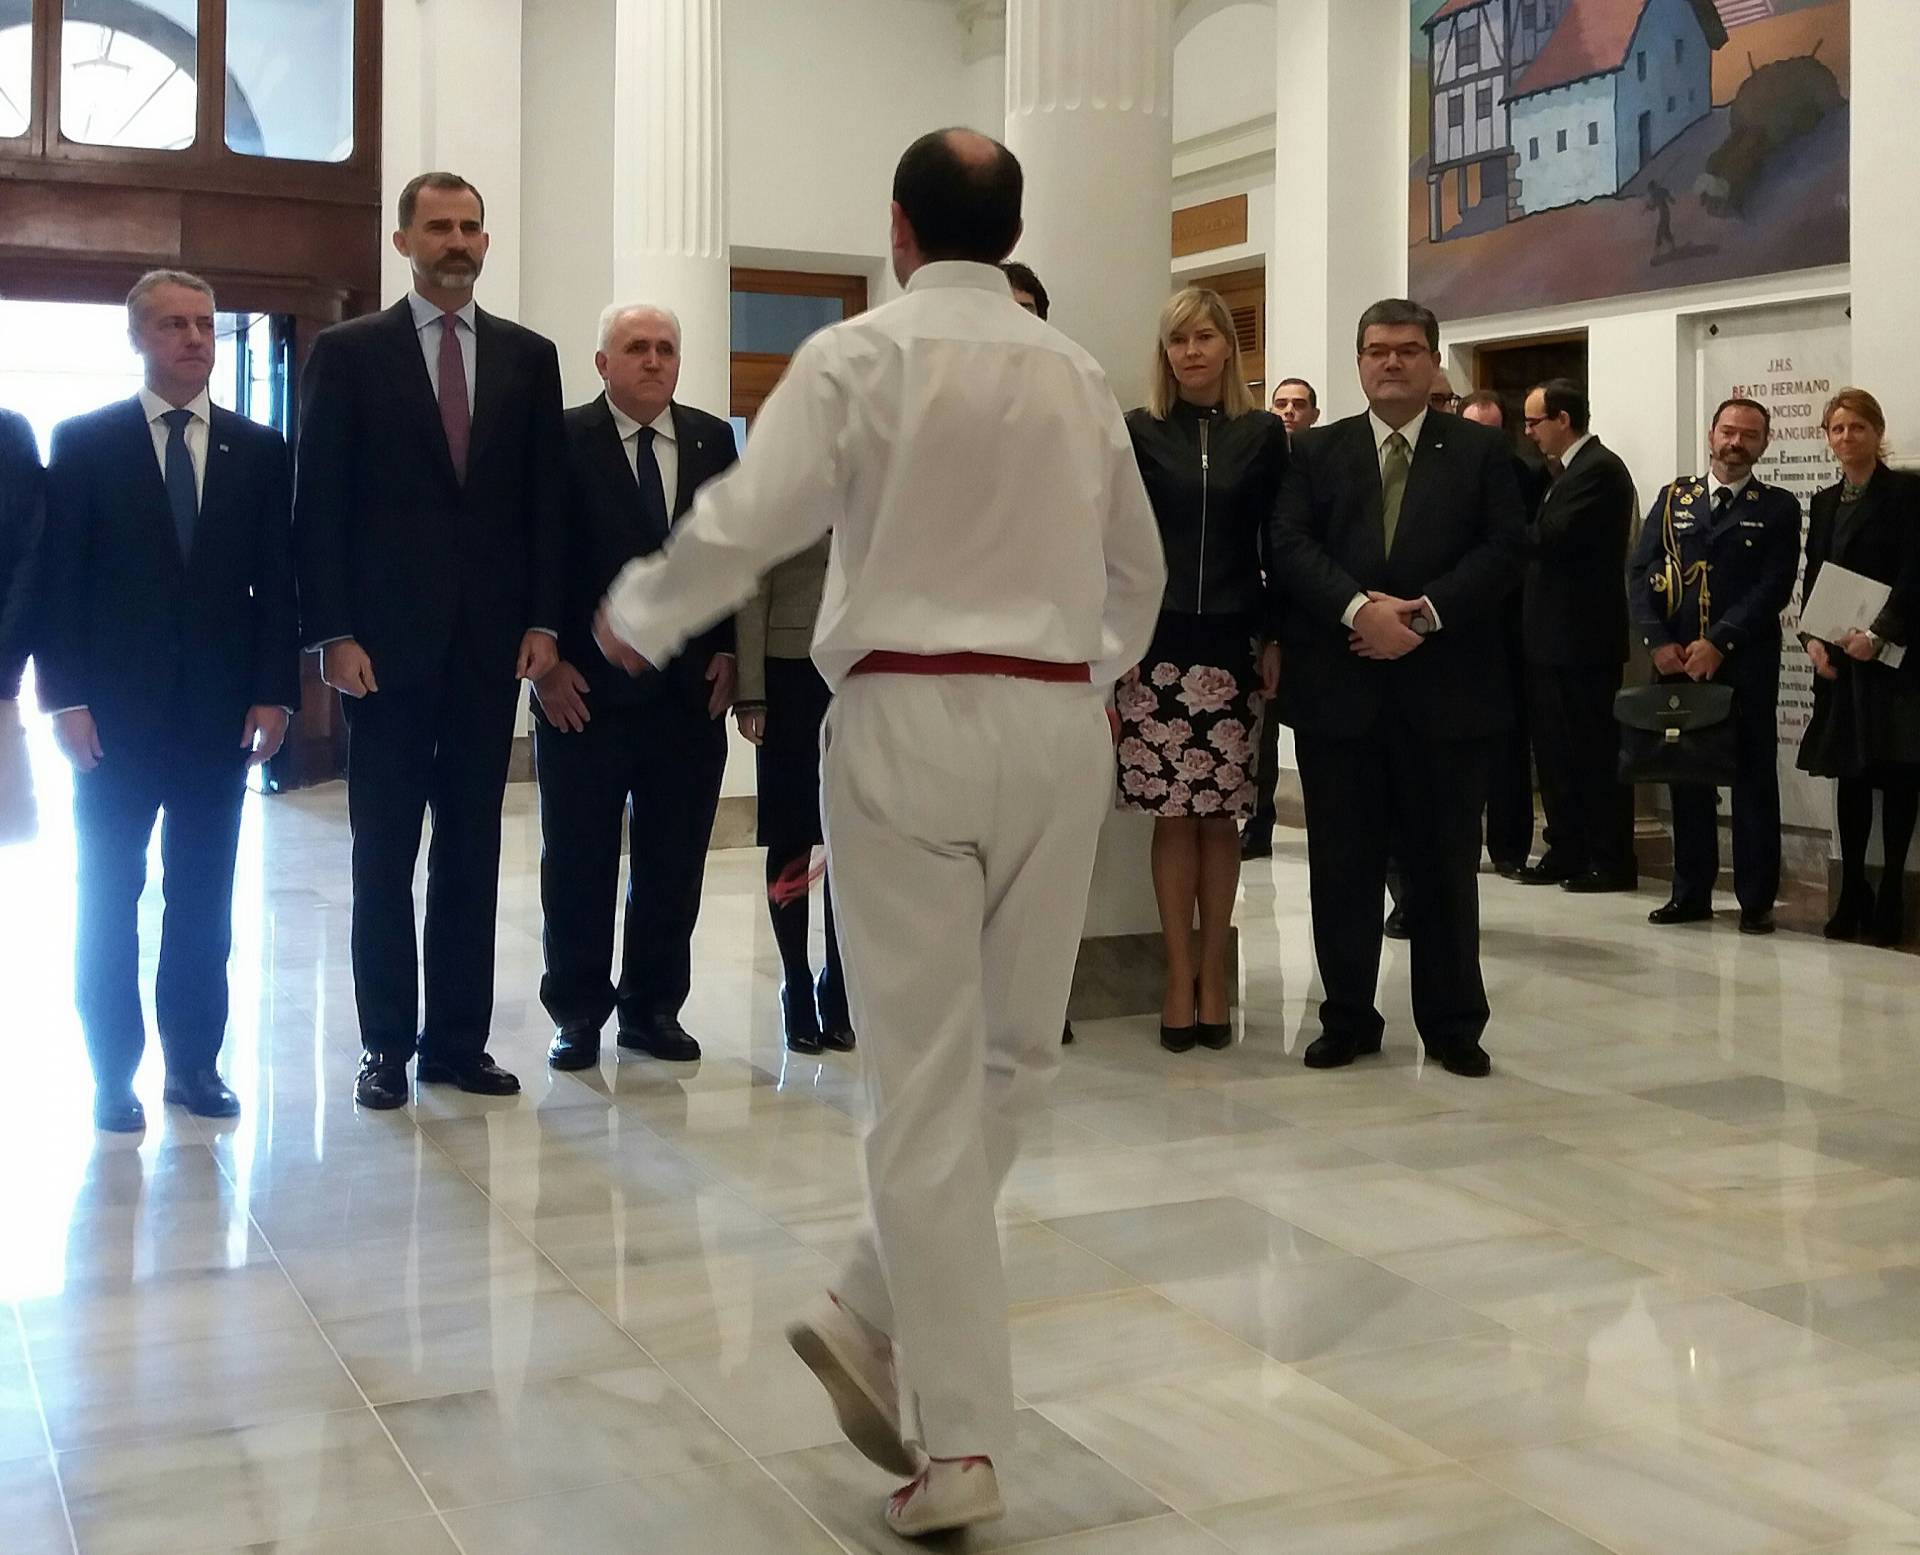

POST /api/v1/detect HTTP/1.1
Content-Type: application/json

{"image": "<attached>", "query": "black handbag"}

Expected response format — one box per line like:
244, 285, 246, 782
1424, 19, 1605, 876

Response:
1615, 681, 1739, 785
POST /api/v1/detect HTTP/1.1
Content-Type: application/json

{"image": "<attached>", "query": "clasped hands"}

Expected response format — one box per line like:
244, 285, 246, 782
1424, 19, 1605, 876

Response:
1651, 639, 1725, 681
1806, 630, 1875, 682
1348, 593, 1429, 661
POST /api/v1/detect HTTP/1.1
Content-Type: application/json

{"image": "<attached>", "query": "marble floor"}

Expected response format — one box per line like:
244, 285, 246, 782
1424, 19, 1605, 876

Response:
1, 709, 1918, 1555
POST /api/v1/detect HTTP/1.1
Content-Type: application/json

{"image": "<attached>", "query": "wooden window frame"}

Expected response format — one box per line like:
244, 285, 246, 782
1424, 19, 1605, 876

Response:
0, 0, 382, 206
729, 267, 868, 422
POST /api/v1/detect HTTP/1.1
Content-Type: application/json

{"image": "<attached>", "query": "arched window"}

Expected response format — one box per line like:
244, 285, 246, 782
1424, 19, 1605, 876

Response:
0, 0, 373, 188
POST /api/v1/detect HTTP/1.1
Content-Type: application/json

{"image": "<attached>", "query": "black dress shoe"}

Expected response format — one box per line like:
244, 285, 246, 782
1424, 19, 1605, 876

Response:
1491, 858, 1526, 879
1303, 1031, 1383, 1069
547, 1026, 601, 1071
1160, 1022, 1197, 1054
1648, 899, 1713, 926
1562, 871, 1638, 894
1515, 861, 1578, 886
1383, 905, 1410, 940
417, 1054, 522, 1095
1824, 884, 1873, 940
93, 1088, 146, 1133
163, 1068, 241, 1118
1438, 1044, 1492, 1078
1738, 909, 1776, 936
1239, 822, 1274, 861
784, 987, 824, 1055
619, 1019, 702, 1062
354, 1056, 410, 1110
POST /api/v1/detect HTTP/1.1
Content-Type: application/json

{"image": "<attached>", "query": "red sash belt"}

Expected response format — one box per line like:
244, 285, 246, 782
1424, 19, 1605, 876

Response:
850, 651, 1090, 683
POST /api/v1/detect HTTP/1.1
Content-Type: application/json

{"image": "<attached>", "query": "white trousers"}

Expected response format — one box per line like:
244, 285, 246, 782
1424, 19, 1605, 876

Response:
822, 672, 1112, 1462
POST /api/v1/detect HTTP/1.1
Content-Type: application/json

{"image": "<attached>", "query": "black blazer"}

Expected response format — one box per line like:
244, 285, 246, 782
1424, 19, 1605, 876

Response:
0, 407, 42, 697
293, 299, 567, 690
555, 395, 739, 711
37, 398, 299, 750
1803, 466, 1920, 660
1271, 410, 1526, 740
1523, 434, 1636, 667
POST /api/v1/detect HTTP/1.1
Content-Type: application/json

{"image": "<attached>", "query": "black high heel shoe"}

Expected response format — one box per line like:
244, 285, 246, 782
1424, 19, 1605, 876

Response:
1824, 881, 1873, 941
1160, 979, 1197, 1053
1194, 978, 1232, 1050
1870, 882, 1905, 948
784, 986, 824, 1054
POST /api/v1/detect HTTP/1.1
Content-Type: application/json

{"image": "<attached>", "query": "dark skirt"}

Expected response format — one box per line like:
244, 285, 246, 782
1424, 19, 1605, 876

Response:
1115, 611, 1263, 820
1798, 656, 1920, 779
757, 654, 833, 851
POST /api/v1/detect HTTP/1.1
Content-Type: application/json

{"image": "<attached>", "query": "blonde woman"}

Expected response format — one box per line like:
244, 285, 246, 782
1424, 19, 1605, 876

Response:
1798, 388, 1920, 944
1118, 287, 1287, 1051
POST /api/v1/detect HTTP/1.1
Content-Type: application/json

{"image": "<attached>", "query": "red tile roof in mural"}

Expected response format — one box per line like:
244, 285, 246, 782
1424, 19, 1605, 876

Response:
1512, 0, 1729, 97
1426, 0, 1496, 24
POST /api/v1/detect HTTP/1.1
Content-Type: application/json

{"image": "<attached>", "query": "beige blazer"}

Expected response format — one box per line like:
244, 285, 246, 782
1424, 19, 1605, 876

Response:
735, 536, 829, 704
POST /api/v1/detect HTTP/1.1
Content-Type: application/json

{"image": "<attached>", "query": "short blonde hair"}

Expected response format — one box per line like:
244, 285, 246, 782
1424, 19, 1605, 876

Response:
1147, 287, 1255, 420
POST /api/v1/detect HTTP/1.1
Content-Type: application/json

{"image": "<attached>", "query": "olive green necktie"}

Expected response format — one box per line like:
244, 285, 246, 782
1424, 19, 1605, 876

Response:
1381, 430, 1410, 553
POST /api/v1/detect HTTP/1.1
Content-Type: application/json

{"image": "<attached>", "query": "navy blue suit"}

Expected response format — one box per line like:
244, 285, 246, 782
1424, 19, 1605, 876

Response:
0, 408, 42, 699
1628, 473, 1801, 912
39, 398, 298, 1086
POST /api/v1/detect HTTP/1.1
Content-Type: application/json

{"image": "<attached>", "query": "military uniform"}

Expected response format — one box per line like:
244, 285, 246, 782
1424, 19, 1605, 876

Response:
1627, 472, 1802, 915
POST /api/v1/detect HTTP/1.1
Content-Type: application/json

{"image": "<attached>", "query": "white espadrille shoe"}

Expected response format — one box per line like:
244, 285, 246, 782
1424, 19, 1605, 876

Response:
885, 1455, 1004, 1538
786, 1293, 918, 1475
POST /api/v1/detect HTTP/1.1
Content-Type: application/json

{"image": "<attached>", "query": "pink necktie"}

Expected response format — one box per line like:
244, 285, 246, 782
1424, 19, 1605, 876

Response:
438, 313, 470, 481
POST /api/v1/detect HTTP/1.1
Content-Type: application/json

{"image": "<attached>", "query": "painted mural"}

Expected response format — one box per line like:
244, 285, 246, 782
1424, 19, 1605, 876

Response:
1408, 0, 1850, 319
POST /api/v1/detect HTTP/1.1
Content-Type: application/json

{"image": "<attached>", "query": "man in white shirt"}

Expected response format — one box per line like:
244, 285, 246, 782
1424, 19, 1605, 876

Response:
597, 128, 1165, 1536
39, 270, 300, 1131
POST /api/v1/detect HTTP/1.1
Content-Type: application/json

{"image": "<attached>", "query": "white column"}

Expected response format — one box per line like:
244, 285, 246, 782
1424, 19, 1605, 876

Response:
1265, 0, 1409, 423
1006, 0, 1173, 952
1851, 0, 1920, 452
611, 0, 730, 418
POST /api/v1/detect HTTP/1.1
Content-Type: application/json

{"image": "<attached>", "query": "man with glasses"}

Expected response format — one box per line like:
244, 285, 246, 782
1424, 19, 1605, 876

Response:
1271, 300, 1524, 1077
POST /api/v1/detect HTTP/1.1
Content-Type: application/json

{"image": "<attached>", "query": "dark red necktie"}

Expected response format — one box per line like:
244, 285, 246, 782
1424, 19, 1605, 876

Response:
438, 313, 470, 481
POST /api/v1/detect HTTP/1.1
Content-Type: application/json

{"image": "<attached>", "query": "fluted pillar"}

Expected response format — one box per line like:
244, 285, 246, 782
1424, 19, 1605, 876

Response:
1005, 0, 1173, 410
1006, 0, 1177, 994
612, 0, 729, 414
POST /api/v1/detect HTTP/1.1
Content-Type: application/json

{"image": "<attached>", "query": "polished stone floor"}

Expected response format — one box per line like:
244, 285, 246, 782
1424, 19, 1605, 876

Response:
2, 711, 1919, 1554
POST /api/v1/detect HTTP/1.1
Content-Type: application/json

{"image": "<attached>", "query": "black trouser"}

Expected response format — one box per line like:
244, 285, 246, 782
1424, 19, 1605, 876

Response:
534, 696, 727, 1033
73, 723, 247, 1088
1668, 670, 1779, 914
1484, 602, 1532, 867
1528, 662, 1632, 879
342, 645, 520, 1065
1250, 695, 1283, 830
1296, 728, 1494, 1057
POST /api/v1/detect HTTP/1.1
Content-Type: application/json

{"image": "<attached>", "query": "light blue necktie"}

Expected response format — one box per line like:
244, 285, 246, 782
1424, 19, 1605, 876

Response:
160, 407, 197, 559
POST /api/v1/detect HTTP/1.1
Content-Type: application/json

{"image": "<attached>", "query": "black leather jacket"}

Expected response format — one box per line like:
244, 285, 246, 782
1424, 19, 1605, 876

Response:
1127, 400, 1288, 634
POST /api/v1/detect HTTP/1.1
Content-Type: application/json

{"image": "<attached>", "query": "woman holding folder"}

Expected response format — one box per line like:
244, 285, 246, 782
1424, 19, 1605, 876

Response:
1798, 388, 1920, 944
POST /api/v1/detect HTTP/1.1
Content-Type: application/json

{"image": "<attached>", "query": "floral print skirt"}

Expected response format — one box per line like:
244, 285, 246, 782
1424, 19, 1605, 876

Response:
1115, 611, 1263, 820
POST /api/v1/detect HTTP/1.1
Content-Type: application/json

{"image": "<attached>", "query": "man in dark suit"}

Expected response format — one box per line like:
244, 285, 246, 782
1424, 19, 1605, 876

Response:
294, 172, 566, 1109
1459, 390, 1542, 879
1515, 378, 1638, 893
1272, 299, 1525, 1078
39, 271, 299, 1132
0, 406, 43, 703
1629, 398, 1801, 935
536, 304, 737, 1069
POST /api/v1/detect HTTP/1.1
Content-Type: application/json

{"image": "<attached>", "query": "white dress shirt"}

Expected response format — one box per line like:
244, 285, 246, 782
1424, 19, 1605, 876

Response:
604, 260, 1165, 690
140, 385, 212, 502
1341, 406, 1440, 631
408, 290, 477, 412
1559, 431, 1594, 472
606, 396, 678, 511
1707, 470, 1753, 510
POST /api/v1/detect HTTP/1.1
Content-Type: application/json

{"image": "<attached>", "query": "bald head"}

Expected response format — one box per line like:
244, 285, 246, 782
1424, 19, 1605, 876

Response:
890, 126, 1024, 285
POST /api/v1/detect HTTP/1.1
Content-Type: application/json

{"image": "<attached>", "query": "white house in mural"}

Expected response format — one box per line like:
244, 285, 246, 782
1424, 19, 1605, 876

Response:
1423, 0, 1729, 240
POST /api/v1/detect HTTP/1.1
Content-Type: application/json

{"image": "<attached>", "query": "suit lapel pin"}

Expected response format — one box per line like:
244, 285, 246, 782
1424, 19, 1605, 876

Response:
218, 443, 230, 453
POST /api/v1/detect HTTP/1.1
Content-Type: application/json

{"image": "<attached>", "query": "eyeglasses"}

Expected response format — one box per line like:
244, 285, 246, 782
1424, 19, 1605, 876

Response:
1522, 415, 1549, 429
1360, 345, 1433, 366
1429, 394, 1460, 411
